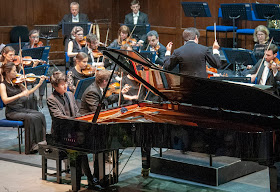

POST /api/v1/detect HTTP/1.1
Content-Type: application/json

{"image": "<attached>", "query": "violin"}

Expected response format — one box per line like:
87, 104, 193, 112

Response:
12, 73, 47, 85
206, 66, 227, 78
33, 41, 44, 48
122, 37, 137, 46
269, 57, 280, 70
82, 64, 95, 77
105, 82, 121, 97
92, 49, 103, 58
13, 55, 46, 66
79, 36, 86, 47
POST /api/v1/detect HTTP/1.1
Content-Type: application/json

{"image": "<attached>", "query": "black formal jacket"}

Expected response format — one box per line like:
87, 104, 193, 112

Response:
163, 41, 221, 78
143, 42, 166, 66
124, 11, 149, 25
58, 13, 89, 30
247, 59, 280, 85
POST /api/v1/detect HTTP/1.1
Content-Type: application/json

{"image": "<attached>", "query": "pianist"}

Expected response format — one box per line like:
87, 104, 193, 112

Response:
47, 71, 96, 189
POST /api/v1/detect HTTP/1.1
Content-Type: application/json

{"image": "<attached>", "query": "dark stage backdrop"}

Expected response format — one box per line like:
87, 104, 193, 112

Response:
0, 0, 274, 64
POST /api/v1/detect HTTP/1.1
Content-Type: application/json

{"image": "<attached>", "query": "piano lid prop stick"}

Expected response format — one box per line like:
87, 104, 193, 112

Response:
136, 83, 143, 100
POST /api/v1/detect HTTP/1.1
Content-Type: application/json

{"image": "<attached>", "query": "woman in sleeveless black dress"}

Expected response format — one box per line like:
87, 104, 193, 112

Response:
0, 62, 47, 154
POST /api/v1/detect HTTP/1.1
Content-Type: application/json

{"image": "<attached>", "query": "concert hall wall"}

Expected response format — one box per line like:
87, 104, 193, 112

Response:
0, 0, 275, 64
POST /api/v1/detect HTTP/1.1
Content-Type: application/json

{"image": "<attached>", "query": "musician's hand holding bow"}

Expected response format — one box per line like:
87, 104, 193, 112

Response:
38, 75, 47, 85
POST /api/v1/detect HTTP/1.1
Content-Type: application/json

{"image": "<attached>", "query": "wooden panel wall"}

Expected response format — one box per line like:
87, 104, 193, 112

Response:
0, 0, 276, 64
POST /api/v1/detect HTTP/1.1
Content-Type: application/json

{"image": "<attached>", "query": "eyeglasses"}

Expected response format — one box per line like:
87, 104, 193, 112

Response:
31, 36, 39, 39
77, 33, 84, 36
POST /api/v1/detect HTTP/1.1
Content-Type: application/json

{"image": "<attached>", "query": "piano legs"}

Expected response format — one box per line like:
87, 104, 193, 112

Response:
269, 165, 278, 192
141, 147, 151, 177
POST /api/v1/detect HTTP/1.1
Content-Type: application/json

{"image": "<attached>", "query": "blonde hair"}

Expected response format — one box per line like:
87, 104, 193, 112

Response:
253, 25, 270, 43
70, 2, 79, 8
71, 26, 83, 37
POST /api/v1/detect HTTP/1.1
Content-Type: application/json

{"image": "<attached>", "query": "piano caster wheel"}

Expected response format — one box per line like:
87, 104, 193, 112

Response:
141, 168, 150, 178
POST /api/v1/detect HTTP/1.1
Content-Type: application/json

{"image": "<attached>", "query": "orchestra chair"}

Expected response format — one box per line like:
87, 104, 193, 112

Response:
10, 26, 29, 43
24, 64, 50, 99
206, 8, 237, 47
74, 77, 96, 106
236, 11, 266, 48
0, 97, 25, 154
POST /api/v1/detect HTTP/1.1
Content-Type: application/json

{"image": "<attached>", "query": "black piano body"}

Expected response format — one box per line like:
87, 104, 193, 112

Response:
47, 48, 280, 191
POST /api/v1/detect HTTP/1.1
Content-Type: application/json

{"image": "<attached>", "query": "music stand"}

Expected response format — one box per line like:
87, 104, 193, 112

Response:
252, 3, 280, 26
121, 24, 150, 41
22, 47, 45, 60
62, 22, 92, 36
220, 3, 252, 48
269, 28, 280, 46
222, 48, 257, 76
34, 25, 60, 46
139, 50, 156, 63
181, 2, 211, 28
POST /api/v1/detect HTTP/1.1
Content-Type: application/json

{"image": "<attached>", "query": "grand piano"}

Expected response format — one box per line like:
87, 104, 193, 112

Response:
47, 48, 280, 191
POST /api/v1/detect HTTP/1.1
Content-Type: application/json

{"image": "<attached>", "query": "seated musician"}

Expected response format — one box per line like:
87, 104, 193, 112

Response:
108, 25, 136, 49
120, 44, 146, 104
164, 27, 221, 78
252, 25, 270, 64
0, 46, 15, 67
246, 44, 280, 86
22, 29, 47, 107
47, 71, 96, 189
81, 34, 104, 68
67, 26, 84, 68
144, 30, 166, 66
0, 62, 46, 154
80, 69, 129, 114
67, 52, 88, 92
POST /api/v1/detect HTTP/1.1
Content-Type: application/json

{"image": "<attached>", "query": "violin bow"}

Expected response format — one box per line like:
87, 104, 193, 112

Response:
129, 25, 137, 39
255, 37, 273, 76
105, 27, 109, 47
19, 37, 27, 89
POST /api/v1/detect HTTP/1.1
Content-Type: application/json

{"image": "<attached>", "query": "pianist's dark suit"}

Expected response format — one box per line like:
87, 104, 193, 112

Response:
124, 11, 149, 25
164, 41, 221, 78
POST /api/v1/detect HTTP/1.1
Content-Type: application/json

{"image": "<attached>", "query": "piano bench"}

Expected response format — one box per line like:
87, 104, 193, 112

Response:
39, 144, 68, 184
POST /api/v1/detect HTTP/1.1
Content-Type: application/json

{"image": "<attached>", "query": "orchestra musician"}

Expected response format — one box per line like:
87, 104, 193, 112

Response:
22, 29, 46, 107
23, 29, 44, 50
47, 71, 96, 189
0, 62, 46, 154
67, 26, 84, 68
164, 27, 221, 78
124, 0, 149, 25
144, 30, 166, 66
253, 25, 270, 62
58, 2, 89, 50
80, 69, 129, 114
67, 52, 88, 92
108, 25, 136, 48
247, 44, 280, 86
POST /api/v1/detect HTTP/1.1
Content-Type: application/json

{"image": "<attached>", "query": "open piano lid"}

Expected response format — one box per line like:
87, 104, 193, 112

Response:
102, 48, 280, 117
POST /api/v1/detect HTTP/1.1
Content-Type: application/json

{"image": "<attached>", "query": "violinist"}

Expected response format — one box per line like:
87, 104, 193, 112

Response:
80, 69, 129, 114
0, 62, 46, 154
81, 34, 104, 67
67, 26, 84, 67
164, 27, 221, 78
144, 30, 166, 66
0, 46, 16, 82
247, 44, 280, 86
108, 25, 136, 48
23, 29, 44, 50
67, 52, 88, 92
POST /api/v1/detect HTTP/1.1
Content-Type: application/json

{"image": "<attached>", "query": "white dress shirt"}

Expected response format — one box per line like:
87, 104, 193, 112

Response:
133, 12, 139, 25
72, 14, 79, 22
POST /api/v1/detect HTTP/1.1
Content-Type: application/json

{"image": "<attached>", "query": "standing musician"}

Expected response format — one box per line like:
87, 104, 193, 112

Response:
47, 71, 97, 189
144, 30, 166, 66
23, 29, 44, 50
67, 52, 88, 92
0, 62, 46, 154
108, 25, 136, 48
67, 26, 84, 68
58, 2, 89, 50
164, 27, 221, 78
247, 44, 280, 86
124, 0, 149, 25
